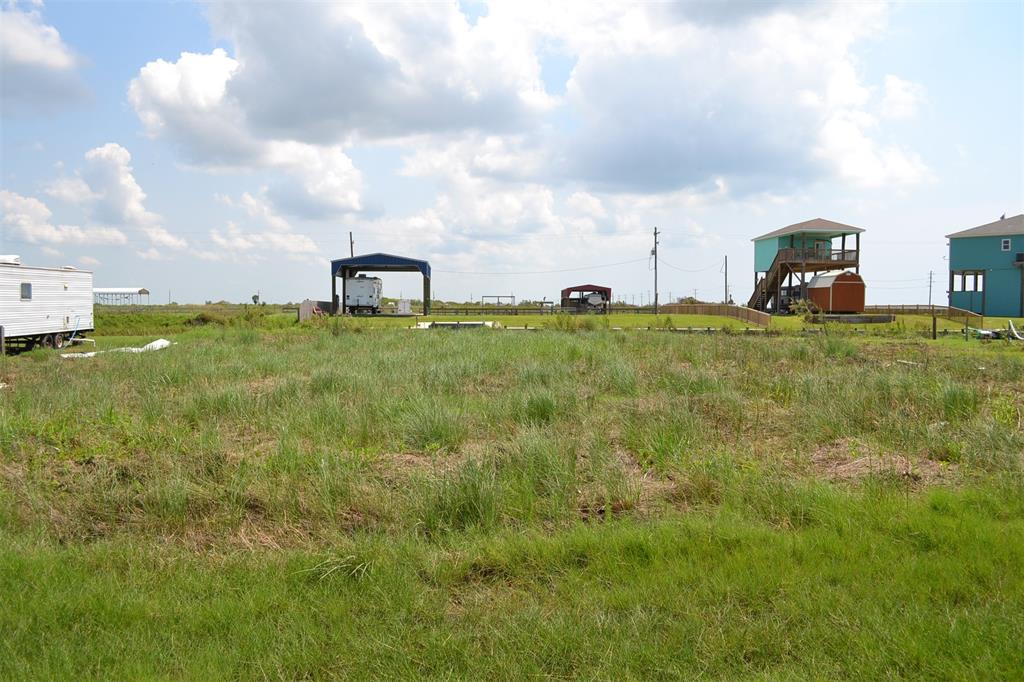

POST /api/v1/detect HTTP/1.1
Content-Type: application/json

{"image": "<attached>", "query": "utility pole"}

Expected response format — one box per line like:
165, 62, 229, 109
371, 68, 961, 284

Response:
723, 255, 729, 303
349, 231, 355, 257
928, 270, 934, 307
652, 226, 660, 314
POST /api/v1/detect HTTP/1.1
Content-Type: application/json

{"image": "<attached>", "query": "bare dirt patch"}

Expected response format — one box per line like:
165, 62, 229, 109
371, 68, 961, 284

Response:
810, 437, 955, 484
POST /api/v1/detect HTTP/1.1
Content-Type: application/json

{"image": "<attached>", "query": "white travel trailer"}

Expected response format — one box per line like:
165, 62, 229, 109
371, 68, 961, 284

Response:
344, 275, 383, 314
0, 256, 94, 350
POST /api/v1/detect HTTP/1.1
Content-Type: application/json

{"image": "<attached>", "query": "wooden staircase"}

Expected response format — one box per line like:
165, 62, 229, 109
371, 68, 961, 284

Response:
747, 253, 785, 312
747, 247, 859, 313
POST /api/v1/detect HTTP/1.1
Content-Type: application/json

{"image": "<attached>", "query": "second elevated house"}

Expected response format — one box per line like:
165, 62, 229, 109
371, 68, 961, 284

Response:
947, 214, 1023, 317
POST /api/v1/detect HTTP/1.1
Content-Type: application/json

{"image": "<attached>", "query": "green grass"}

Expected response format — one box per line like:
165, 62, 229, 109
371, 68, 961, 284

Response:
3, 485, 1022, 679
2, 322, 1023, 678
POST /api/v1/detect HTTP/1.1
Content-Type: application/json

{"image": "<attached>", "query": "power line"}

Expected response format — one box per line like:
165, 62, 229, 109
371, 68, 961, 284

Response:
656, 256, 721, 273
433, 257, 649, 276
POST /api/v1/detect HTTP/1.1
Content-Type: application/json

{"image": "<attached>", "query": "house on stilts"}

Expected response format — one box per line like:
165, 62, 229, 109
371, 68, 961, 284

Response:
747, 218, 863, 314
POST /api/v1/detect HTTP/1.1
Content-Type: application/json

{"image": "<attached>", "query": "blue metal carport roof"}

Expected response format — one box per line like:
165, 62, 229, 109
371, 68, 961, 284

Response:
331, 252, 431, 279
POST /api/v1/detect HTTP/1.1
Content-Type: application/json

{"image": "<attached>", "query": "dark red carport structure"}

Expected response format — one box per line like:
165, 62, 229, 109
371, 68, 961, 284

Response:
330, 252, 432, 315
560, 284, 612, 313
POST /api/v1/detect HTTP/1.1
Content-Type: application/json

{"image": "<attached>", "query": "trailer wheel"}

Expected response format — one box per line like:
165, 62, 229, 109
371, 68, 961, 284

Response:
41, 335, 54, 349
54, 333, 65, 349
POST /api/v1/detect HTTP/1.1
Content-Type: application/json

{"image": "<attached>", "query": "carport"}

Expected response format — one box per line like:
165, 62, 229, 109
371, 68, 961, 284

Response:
330, 253, 432, 315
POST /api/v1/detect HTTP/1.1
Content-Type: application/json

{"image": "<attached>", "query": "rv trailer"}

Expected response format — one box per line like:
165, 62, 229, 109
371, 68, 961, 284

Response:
0, 256, 94, 351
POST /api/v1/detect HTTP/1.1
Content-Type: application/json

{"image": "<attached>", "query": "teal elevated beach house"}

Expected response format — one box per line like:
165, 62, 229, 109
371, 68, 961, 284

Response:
947, 214, 1023, 317
748, 218, 863, 313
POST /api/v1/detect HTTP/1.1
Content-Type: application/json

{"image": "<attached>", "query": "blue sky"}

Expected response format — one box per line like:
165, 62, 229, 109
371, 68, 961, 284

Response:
1, 0, 1021, 305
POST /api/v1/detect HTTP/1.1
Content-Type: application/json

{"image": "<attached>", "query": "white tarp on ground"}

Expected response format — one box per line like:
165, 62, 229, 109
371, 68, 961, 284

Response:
61, 338, 174, 359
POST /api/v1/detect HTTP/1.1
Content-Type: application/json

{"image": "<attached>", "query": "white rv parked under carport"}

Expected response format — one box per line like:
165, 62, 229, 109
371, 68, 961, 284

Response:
0, 255, 94, 350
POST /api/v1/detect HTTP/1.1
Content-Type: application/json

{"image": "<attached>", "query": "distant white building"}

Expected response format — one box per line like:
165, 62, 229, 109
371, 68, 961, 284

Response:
94, 287, 150, 305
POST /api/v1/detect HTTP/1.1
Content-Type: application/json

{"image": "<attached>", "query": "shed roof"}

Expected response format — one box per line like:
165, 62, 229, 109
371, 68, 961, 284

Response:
945, 214, 1023, 239
331, 252, 431, 279
561, 284, 612, 299
752, 218, 865, 242
94, 287, 150, 295
807, 271, 863, 288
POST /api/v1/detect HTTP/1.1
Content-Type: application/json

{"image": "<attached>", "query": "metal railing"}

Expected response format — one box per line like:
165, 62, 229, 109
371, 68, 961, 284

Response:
659, 303, 772, 327
775, 248, 859, 263
863, 305, 983, 326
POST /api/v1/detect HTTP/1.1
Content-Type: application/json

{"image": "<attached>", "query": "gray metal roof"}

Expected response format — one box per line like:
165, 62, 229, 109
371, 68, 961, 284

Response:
752, 218, 865, 242
946, 214, 1023, 239
94, 287, 150, 295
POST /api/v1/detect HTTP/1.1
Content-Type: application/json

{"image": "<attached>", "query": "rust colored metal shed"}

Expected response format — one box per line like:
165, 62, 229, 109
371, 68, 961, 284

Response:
560, 284, 611, 313
806, 271, 865, 313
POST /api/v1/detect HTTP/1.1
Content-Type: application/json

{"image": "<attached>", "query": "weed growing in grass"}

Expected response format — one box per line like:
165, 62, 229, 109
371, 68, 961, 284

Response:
990, 395, 1021, 429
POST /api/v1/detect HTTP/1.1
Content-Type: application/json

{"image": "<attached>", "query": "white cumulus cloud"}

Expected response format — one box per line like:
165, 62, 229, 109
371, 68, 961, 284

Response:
0, 3, 86, 115
0, 189, 127, 246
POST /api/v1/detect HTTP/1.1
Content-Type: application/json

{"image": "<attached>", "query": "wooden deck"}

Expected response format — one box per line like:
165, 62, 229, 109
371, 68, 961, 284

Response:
748, 248, 859, 312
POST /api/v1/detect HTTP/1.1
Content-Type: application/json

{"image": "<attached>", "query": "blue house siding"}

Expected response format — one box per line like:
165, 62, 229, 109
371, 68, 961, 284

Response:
948, 234, 1024, 317
753, 233, 839, 272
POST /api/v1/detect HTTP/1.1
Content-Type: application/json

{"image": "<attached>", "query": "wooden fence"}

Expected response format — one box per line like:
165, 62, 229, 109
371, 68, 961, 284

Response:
659, 303, 772, 327
863, 305, 983, 327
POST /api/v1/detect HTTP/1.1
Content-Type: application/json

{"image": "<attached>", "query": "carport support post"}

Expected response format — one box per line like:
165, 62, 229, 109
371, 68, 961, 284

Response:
341, 269, 348, 316
423, 277, 431, 316
331, 274, 337, 315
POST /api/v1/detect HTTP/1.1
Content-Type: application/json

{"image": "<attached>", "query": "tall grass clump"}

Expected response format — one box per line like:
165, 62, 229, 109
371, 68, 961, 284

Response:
941, 383, 979, 421
544, 314, 609, 332
498, 429, 577, 522
818, 335, 858, 358
523, 392, 558, 424
400, 399, 468, 452
419, 459, 500, 535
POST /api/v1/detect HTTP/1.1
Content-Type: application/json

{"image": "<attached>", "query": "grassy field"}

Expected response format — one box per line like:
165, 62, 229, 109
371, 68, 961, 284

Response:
2, 319, 1023, 677
93, 303, 1023, 336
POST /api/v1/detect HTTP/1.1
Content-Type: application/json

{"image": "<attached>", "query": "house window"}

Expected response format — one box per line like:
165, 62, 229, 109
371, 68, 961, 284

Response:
20, 282, 32, 300
952, 272, 984, 292
1002, 238, 1011, 251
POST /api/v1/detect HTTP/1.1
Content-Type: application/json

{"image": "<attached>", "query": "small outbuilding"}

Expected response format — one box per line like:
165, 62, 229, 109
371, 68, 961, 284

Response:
560, 284, 611, 313
806, 271, 865, 313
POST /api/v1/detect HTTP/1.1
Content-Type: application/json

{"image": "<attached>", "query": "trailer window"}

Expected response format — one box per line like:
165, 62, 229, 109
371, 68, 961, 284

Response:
1002, 238, 1012, 252
20, 282, 32, 300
